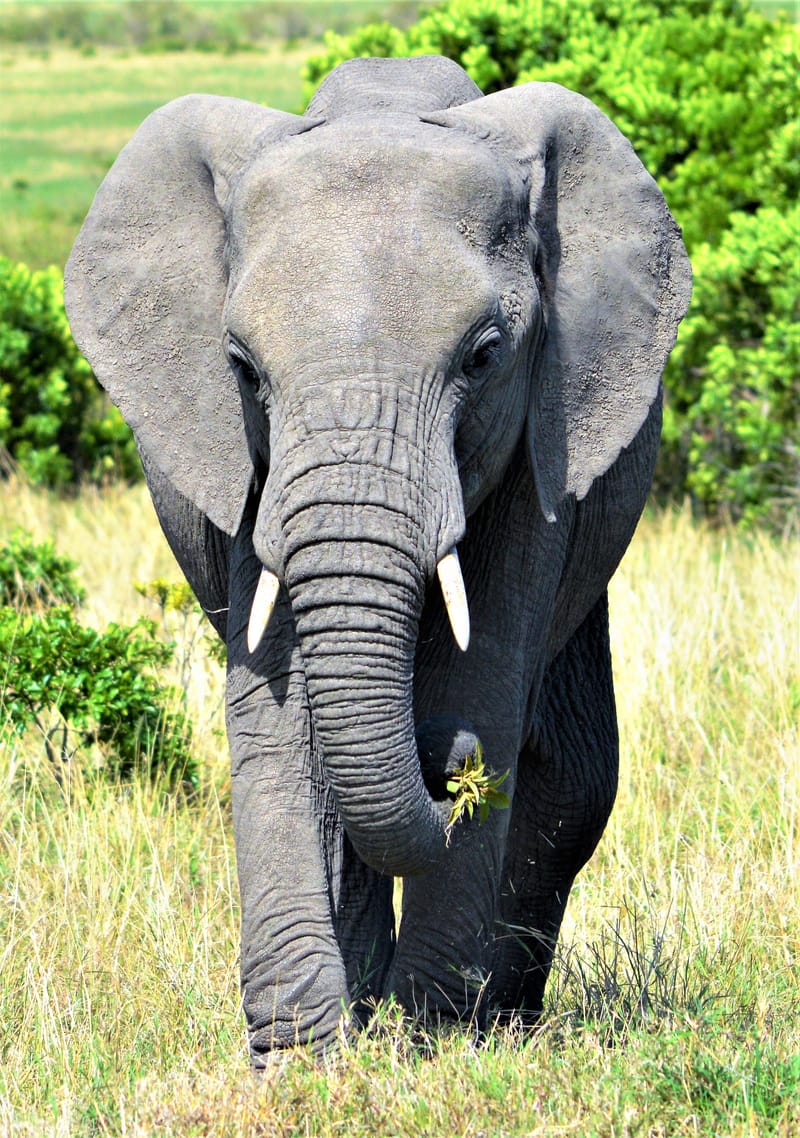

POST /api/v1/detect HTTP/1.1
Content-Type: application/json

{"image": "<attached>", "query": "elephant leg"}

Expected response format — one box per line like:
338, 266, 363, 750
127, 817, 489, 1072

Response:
384, 463, 565, 1031
330, 832, 396, 1022
491, 592, 619, 1019
227, 524, 396, 1058
384, 808, 506, 1031
228, 662, 348, 1057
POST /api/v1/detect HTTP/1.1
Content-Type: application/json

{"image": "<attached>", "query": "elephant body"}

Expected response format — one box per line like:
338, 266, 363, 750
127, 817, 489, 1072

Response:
65, 56, 690, 1059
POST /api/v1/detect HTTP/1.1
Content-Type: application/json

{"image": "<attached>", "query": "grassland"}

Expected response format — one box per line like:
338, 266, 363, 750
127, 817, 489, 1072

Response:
0, 43, 315, 269
1, 476, 797, 1136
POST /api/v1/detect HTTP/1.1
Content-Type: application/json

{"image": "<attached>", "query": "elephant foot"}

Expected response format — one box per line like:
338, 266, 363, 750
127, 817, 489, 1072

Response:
383, 957, 491, 1038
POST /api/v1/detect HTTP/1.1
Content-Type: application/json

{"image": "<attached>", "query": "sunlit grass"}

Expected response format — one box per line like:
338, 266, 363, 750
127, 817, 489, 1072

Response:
1, 480, 798, 1135
0, 44, 312, 268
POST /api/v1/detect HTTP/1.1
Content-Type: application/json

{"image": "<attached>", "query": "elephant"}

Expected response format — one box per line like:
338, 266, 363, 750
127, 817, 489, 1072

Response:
65, 54, 691, 1061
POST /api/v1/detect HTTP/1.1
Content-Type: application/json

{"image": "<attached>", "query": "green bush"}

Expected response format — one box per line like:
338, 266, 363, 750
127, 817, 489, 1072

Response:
306, 0, 800, 525
0, 533, 194, 786
0, 529, 85, 608
0, 256, 140, 487
659, 206, 800, 526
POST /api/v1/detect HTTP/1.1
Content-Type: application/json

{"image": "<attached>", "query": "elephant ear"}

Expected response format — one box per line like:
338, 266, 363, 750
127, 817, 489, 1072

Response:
65, 95, 317, 535
426, 82, 691, 520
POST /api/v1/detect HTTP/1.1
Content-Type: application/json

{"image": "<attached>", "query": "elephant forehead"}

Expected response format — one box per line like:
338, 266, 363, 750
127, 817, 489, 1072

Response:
231, 122, 527, 253
225, 126, 529, 353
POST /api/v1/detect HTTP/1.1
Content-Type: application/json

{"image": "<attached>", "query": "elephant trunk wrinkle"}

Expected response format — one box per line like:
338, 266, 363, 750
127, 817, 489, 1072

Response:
283, 535, 446, 877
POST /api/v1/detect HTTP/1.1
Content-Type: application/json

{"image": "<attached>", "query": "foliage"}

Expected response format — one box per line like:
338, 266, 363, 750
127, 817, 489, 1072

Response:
0, 532, 194, 785
659, 206, 800, 525
0, 528, 85, 608
445, 740, 510, 832
305, 0, 800, 526
0, 256, 140, 486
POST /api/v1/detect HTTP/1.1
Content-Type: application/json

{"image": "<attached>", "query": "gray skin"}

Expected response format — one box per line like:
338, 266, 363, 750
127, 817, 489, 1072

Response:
65, 56, 691, 1060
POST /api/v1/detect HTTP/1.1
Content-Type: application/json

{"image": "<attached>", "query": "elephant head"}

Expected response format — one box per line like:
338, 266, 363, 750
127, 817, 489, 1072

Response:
65, 56, 690, 882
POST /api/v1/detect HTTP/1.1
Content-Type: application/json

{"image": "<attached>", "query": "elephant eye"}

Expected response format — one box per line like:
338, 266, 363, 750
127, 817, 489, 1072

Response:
226, 337, 260, 389
463, 329, 506, 380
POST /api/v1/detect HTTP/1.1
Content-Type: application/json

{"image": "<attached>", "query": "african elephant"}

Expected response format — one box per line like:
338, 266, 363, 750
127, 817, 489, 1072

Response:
65, 55, 691, 1061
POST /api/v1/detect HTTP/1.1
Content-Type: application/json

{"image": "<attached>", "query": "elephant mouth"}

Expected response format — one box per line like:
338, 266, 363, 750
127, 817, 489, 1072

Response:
246, 545, 470, 656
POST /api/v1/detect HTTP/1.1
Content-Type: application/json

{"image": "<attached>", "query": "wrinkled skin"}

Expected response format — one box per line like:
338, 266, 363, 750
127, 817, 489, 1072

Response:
65, 56, 691, 1060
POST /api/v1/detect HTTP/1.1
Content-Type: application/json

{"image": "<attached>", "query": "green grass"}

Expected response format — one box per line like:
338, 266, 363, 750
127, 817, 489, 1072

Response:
0, 43, 314, 268
1, 478, 798, 1135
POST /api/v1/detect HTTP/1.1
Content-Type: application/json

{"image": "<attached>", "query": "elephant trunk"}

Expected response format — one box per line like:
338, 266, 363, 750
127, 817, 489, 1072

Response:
247, 374, 467, 876
282, 500, 448, 877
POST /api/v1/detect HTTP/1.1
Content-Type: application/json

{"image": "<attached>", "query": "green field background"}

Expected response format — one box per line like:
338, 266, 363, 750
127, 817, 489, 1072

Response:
1, 45, 311, 266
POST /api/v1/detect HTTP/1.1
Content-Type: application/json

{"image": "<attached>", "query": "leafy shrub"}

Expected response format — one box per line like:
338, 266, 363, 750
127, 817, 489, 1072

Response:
658, 207, 800, 525
305, 0, 800, 525
0, 256, 140, 487
0, 529, 86, 608
0, 533, 194, 786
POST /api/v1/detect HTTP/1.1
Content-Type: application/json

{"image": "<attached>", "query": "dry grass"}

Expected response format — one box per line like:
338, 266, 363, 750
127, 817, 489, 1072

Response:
0, 479, 798, 1136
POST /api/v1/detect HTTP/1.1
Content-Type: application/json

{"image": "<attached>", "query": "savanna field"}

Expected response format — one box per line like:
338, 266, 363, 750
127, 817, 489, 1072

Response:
1, 481, 797, 1135
1, 2, 799, 1134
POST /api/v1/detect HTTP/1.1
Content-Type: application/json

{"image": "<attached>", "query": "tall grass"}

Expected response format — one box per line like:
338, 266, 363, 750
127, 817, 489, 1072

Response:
1, 478, 798, 1135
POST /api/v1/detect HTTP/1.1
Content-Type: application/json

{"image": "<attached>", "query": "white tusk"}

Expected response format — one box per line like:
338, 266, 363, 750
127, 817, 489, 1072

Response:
247, 568, 281, 654
437, 546, 470, 652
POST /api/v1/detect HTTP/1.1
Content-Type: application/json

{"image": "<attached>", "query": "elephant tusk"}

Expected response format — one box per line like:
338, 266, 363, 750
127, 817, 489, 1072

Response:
247, 567, 281, 654
437, 547, 470, 652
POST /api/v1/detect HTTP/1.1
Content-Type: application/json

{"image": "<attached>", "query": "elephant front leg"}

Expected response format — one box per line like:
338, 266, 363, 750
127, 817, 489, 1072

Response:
331, 833, 396, 1023
230, 661, 395, 1057
227, 525, 354, 1060
228, 670, 352, 1059
385, 806, 508, 1031
382, 716, 507, 1028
